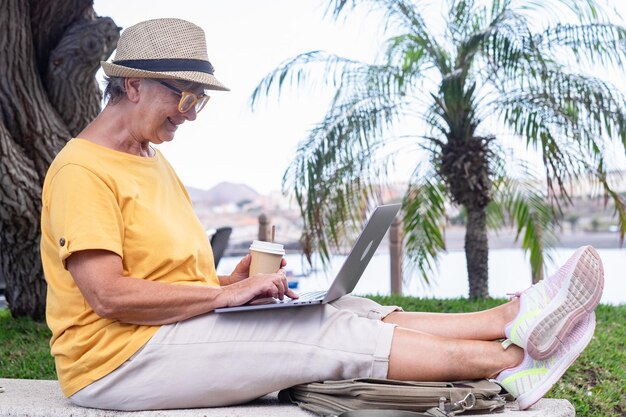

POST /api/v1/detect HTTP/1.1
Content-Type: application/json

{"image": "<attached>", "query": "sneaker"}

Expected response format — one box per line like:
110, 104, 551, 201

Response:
505, 245, 603, 360
496, 311, 596, 410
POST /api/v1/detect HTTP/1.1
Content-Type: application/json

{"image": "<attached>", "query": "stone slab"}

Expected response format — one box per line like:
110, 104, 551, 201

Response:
0, 378, 575, 416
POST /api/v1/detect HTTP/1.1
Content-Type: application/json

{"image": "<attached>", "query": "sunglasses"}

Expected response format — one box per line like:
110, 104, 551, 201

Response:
156, 80, 210, 113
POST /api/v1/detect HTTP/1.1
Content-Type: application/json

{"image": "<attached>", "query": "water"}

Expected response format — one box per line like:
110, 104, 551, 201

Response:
217, 248, 626, 305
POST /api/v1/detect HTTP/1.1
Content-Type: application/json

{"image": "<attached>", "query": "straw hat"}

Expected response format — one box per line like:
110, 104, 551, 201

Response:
101, 18, 229, 91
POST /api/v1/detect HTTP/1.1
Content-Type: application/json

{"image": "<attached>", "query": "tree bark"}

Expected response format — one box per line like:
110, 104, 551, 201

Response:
0, 123, 44, 318
439, 135, 493, 299
30, 0, 95, 78
46, 16, 120, 136
465, 206, 489, 298
0, 0, 119, 320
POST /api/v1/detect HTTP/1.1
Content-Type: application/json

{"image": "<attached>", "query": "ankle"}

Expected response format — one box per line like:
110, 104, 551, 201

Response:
488, 344, 524, 379
503, 298, 520, 326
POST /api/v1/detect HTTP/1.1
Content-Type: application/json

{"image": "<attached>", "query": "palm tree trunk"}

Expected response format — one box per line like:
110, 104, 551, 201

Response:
465, 206, 489, 298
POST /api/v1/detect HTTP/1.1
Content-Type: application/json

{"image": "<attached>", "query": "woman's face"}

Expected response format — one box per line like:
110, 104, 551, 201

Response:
136, 79, 203, 144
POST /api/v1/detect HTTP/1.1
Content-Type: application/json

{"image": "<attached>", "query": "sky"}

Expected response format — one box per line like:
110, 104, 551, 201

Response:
93, 0, 626, 195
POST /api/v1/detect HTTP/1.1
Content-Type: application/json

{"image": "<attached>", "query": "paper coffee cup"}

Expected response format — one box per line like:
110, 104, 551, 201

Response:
249, 240, 285, 277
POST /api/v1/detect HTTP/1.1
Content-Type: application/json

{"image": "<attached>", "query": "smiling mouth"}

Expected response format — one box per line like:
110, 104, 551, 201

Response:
167, 118, 179, 128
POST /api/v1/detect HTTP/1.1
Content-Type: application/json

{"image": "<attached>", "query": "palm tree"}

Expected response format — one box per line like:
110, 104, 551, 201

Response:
251, 0, 626, 298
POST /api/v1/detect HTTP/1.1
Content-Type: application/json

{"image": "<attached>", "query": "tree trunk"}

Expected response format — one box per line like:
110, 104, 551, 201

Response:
465, 206, 489, 298
439, 135, 493, 299
0, 0, 119, 320
0, 123, 45, 318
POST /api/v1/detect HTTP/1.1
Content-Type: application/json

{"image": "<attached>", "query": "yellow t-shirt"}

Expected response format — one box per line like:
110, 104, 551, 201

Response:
40, 138, 220, 397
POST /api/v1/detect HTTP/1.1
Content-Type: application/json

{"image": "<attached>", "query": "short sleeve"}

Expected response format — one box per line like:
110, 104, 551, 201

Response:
45, 164, 124, 267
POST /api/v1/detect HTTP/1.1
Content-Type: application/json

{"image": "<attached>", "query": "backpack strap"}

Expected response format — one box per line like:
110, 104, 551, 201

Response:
337, 408, 450, 417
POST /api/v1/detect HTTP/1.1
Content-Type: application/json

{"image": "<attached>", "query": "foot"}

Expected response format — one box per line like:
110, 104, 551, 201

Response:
505, 245, 603, 359
496, 311, 596, 410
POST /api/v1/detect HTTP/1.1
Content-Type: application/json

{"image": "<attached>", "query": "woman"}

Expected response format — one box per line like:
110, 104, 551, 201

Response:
40, 18, 604, 411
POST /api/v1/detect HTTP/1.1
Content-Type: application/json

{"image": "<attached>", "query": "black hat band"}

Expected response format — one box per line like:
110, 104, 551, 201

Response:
114, 58, 215, 75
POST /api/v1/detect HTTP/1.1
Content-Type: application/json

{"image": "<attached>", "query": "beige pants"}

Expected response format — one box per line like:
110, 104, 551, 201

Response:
70, 296, 400, 411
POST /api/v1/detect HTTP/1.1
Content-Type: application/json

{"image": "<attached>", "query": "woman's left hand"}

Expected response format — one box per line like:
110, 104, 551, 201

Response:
224, 254, 287, 285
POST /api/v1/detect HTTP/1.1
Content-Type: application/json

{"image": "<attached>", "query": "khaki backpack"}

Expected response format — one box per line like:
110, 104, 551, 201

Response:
278, 378, 509, 417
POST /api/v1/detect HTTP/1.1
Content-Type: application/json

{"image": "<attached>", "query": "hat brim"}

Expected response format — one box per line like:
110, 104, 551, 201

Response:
101, 61, 230, 91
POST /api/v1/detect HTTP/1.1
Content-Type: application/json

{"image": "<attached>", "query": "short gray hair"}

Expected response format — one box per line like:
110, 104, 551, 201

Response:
102, 77, 208, 105
103, 76, 126, 104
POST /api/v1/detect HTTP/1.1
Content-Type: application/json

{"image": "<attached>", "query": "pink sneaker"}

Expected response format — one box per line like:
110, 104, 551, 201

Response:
496, 311, 596, 410
505, 245, 603, 359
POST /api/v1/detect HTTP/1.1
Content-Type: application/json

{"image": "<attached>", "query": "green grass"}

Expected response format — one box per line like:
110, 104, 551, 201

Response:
1, 298, 624, 416
0, 309, 56, 380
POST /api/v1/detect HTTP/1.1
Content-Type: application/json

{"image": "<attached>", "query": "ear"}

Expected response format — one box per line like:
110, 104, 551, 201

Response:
124, 78, 143, 104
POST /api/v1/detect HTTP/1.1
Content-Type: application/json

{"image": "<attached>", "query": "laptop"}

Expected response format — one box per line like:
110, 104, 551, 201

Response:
214, 203, 401, 313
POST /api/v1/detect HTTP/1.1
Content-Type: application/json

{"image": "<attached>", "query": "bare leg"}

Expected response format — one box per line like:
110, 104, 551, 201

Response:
383, 298, 519, 341
387, 327, 524, 380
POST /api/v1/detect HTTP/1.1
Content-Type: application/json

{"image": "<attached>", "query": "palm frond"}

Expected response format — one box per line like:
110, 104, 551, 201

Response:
499, 102, 577, 201
537, 23, 626, 68
380, 0, 452, 74
490, 159, 559, 281
283, 89, 406, 263
250, 51, 365, 108
453, 0, 520, 72
384, 33, 437, 86
496, 70, 626, 201
447, 0, 477, 42
583, 163, 626, 245
479, 11, 546, 82
422, 102, 452, 142
402, 168, 448, 285
512, 0, 611, 23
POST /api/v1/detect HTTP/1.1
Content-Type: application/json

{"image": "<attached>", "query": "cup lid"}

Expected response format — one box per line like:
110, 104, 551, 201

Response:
249, 240, 285, 255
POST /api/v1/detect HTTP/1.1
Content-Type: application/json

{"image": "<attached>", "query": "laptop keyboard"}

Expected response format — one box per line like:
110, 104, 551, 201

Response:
272, 290, 326, 305
295, 290, 327, 302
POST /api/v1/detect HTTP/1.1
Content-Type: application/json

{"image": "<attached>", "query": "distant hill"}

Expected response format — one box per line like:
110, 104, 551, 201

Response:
186, 182, 260, 206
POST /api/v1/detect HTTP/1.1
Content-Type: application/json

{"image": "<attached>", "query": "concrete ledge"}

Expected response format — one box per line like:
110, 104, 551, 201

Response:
0, 378, 575, 416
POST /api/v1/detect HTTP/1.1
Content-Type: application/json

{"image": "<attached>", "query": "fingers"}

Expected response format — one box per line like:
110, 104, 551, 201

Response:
273, 269, 300, 300
221, 269, 293, 308
229, 255, 251, 282
280, 258, 287, 268
274, 269, 288, 300
286, 288, 299, 299
257, 270, 291, 300
235, 254, 251, 271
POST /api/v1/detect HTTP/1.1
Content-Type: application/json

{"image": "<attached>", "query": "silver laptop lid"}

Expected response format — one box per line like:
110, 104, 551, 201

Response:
323, 204, 401, 302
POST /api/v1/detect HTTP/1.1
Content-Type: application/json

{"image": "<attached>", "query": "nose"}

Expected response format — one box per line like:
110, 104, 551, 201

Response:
182, 106, 198, 121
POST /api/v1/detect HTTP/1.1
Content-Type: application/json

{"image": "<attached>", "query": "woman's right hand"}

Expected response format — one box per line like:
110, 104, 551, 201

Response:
219, 269, 299, 307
